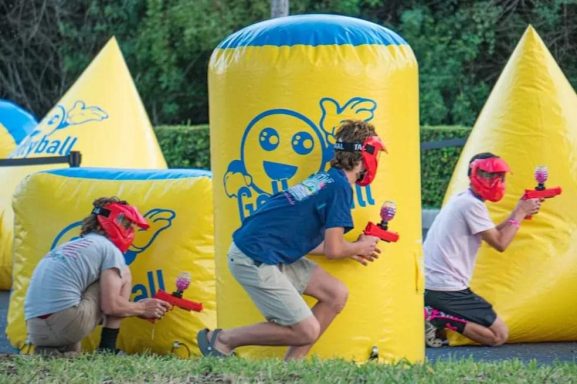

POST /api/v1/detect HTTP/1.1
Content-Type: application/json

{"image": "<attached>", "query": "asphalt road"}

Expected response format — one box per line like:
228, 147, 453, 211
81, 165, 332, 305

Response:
2, 291, 576, 363
0, 291, 18, 354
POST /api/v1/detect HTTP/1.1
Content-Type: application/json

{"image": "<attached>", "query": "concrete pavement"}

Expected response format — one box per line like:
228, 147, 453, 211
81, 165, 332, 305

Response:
0, 291, 18, 354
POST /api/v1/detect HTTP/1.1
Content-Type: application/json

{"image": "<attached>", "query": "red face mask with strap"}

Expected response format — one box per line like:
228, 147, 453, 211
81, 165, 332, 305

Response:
469, 157, 510, 202
334, 135, 387, 186
93, 203, 149, 253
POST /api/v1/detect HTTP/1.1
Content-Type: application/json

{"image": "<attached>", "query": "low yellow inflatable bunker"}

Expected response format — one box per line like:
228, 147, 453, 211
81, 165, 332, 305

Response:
7, 168, 215, 356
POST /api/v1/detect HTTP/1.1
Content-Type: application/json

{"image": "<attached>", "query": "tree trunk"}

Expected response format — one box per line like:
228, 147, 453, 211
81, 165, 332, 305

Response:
270, 0, 289, 18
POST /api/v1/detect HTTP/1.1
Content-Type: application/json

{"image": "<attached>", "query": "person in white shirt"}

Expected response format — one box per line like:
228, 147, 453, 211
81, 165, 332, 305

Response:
423, 152, 541, 347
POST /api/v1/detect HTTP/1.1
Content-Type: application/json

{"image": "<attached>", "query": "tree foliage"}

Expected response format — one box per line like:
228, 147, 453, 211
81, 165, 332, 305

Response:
2, 0, 577, 126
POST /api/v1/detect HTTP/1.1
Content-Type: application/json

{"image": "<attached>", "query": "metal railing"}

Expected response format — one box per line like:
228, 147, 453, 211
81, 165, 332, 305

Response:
0, 151, 82, 168
420, 138, 466, 151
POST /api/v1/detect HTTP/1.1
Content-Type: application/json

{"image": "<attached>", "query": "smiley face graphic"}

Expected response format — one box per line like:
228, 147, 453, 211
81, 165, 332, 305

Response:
240, 110, 326, 195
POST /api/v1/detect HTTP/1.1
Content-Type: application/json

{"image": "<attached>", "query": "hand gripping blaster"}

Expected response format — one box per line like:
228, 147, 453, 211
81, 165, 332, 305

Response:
363, 201, 399, 243
522, 166, 562, 219
154, 272, 203, 313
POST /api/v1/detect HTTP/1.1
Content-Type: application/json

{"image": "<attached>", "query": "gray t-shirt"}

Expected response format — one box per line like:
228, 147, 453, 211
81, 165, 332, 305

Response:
25, 233, 126, 320
424, 189, 495, 291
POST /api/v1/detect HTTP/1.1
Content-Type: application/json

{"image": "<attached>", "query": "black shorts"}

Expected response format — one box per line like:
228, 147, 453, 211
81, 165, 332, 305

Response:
425, 288, 497, 328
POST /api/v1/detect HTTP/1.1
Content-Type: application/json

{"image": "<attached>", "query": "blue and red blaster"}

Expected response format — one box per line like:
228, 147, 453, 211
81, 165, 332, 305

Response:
363, 201, 399, 243
147, 272, 202, 322
522, 166, 562, 219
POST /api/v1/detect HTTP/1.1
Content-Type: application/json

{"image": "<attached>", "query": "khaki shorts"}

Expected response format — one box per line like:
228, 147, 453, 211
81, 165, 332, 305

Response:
27, 282, 103, 348
228, 242, 316, 326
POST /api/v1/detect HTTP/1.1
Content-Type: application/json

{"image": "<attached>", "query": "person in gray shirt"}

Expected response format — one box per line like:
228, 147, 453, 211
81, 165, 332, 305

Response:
25, 196, 171, 355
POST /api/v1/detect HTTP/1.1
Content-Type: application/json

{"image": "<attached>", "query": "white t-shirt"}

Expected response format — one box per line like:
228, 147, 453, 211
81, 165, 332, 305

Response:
25, 233, 126, 320
424, 189, 495, 291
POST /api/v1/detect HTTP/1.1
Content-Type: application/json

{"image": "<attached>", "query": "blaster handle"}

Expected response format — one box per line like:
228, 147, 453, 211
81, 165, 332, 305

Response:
363, 222, 399, 243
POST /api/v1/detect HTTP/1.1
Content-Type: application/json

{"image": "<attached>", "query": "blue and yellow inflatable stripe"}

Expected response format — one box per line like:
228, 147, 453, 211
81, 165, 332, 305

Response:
217, 14, 407, 48
43, 168, 211, 180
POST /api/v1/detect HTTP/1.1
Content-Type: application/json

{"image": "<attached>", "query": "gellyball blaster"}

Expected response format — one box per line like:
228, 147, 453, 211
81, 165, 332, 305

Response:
363, 201, 399, 243
153, 272, 203, 313
522, 166, 562, 219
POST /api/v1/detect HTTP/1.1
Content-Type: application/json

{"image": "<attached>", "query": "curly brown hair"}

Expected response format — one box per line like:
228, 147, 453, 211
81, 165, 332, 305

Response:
330, 120, 378, 171
80, 196, 129, 237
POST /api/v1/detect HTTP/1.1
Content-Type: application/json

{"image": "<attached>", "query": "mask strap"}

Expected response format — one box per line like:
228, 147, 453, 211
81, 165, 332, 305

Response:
91, 207, 111, 217
334, 142, 362, 152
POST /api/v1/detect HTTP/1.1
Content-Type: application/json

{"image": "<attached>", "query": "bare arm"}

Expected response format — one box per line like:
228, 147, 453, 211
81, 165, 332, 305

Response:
481, 198, 541, 252
100, 268, 170, 318
323, 227, 380, 265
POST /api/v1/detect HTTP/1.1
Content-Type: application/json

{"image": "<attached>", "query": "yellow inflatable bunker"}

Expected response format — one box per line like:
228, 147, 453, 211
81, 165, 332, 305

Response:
210, 14, 422, 362
0, 37, 166, 290
444, 26, 577, 345
7, 168, 215, 356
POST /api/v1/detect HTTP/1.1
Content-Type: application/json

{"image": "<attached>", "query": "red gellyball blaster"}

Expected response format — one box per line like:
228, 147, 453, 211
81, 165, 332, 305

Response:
522, 166, 562, 219
153, 272, 203, 313
363, 201, 399, 243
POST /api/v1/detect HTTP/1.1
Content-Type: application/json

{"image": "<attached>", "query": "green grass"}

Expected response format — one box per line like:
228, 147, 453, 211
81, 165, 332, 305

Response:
0, 354, 576, 384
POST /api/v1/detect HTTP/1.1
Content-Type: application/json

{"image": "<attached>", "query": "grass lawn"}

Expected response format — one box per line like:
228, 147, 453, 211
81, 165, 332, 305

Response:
0, 353, 576, 383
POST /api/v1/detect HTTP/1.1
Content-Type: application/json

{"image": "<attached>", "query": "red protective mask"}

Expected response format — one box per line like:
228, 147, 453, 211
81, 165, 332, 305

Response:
93, 203, 149, 253
334, 135, 387, 186
469, 157, 510, 202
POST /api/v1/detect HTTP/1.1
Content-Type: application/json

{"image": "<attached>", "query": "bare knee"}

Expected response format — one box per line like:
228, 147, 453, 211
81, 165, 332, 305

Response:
491, 328, 508, 346
292, 317, 321, 345
486, 320, 508, 346
328, 281, 349, 314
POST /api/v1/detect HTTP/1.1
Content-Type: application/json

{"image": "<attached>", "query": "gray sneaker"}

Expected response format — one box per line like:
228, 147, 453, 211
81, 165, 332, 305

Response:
425, 318, 445, 348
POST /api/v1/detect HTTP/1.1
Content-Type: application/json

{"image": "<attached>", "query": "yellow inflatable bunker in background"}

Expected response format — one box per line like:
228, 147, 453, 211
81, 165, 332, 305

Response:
210, 15, 422, 362
444, 26, 577, 345
7, 168, 215, 356
0, 37, 167, 290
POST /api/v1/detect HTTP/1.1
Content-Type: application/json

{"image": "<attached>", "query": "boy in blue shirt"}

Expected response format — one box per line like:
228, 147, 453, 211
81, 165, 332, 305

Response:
198, 120, 385, 360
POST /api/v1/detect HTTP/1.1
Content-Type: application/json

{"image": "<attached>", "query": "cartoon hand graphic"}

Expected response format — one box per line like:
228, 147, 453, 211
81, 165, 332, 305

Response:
130, 209, 175, 252
224, 160, 252, 198
66, 101, 108, 125
319, 97, 377, 144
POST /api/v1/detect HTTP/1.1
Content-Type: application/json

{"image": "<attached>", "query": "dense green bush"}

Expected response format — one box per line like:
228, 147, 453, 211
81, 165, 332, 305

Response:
421, 125, 471, 207
155, 124, 471, 207
155, 125, 210, 169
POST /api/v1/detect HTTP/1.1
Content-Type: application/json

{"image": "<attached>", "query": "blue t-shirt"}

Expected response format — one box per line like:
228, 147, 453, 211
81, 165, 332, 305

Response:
233, 167, 354, 265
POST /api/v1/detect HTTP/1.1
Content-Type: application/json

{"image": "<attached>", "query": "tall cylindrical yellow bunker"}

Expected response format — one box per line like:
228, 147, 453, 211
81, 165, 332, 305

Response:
210, 14, 422, 362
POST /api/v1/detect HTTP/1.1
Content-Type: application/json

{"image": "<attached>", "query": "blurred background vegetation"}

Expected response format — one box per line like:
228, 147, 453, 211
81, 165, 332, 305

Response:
2, 0, 576, 127
2, 0, 573, 206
